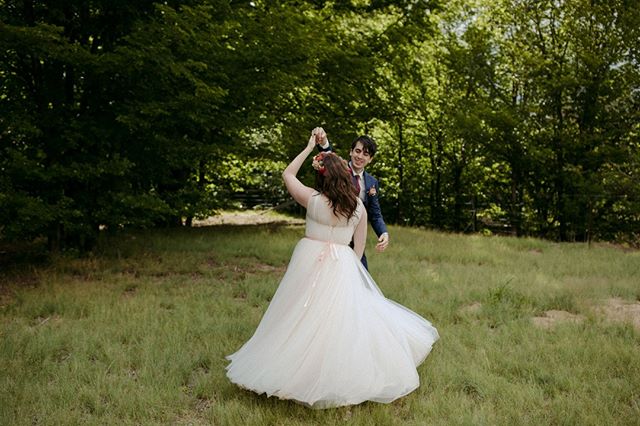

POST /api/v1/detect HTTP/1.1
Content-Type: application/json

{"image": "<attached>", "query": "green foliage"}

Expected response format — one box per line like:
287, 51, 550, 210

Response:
0, 1, 329, 248
368, 0, 640, 243
1, 0, 638, 249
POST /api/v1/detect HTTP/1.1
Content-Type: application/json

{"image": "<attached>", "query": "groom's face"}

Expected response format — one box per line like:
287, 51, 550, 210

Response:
350, 141, 373, 173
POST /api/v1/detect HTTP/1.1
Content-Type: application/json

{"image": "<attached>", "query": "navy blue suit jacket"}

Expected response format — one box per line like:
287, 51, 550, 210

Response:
360, 171, 388, 238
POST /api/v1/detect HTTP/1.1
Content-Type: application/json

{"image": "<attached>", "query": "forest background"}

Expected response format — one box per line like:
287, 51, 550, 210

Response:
1, 0, 639, 251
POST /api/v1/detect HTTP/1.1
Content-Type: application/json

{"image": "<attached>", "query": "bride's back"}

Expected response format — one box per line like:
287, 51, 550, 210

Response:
305, 192, 363, 245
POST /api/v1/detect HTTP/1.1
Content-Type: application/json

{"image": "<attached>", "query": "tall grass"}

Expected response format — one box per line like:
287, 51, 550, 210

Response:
1, 222, 639, 425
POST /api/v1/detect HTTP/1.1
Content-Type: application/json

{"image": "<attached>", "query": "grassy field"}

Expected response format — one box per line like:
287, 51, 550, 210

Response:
1, 216, 639, 425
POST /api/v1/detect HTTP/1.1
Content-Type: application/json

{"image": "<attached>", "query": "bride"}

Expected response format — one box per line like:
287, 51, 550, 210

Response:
226, 130, 439, 408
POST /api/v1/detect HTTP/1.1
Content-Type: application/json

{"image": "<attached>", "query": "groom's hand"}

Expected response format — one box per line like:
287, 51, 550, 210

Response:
375, 233, 389, 252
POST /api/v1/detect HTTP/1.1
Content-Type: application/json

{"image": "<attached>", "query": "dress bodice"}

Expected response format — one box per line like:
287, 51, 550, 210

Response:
305, 192, 364, 245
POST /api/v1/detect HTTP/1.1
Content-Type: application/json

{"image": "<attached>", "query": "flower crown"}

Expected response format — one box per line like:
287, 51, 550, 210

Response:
312, 153, 327, 175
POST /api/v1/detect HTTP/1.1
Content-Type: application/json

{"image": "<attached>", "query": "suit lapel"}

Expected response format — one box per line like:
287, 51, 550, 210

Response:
362, 172, 370, 206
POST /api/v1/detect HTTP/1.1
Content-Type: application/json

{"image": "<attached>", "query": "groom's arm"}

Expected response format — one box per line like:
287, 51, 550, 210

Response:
367, 183, 388, 237
317, 140, 332, 153
314, 127, 332, 153
365, 178, 389, 251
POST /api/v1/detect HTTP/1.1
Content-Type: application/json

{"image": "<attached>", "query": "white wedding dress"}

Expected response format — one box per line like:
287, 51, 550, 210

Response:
226, 192, 439, 408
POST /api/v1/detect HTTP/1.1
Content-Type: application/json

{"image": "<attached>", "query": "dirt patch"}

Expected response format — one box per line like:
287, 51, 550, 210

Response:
194, 397, 213, 414
532, 310, 585, 328
193, 211, 304, 226
250, 263, 286, 274
459, 302, 482, 314
597, 298, 640, 330
122, 285, 137, 298
174, 397, 215, 426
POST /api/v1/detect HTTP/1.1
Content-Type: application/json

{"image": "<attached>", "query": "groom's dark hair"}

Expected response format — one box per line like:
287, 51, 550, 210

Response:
351, 135, 377, 157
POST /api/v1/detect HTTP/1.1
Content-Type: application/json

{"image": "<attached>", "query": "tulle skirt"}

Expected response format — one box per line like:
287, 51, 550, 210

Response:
225, 238, 439, 408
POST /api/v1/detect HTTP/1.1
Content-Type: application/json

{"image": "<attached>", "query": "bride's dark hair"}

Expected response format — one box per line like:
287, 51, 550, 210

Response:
314, 152, 358, 219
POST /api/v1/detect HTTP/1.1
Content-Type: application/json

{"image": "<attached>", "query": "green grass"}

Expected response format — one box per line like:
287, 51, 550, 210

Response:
1, 222, 639, 425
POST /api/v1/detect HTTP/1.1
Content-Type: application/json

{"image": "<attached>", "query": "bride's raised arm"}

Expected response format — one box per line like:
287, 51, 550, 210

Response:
282, 133, 317, 208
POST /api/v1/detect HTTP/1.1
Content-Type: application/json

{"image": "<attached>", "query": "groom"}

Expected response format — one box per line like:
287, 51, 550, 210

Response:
313, 128, 389, 270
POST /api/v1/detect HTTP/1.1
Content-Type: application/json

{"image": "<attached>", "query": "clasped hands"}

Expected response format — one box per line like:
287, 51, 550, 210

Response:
311, 127, 328, 147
